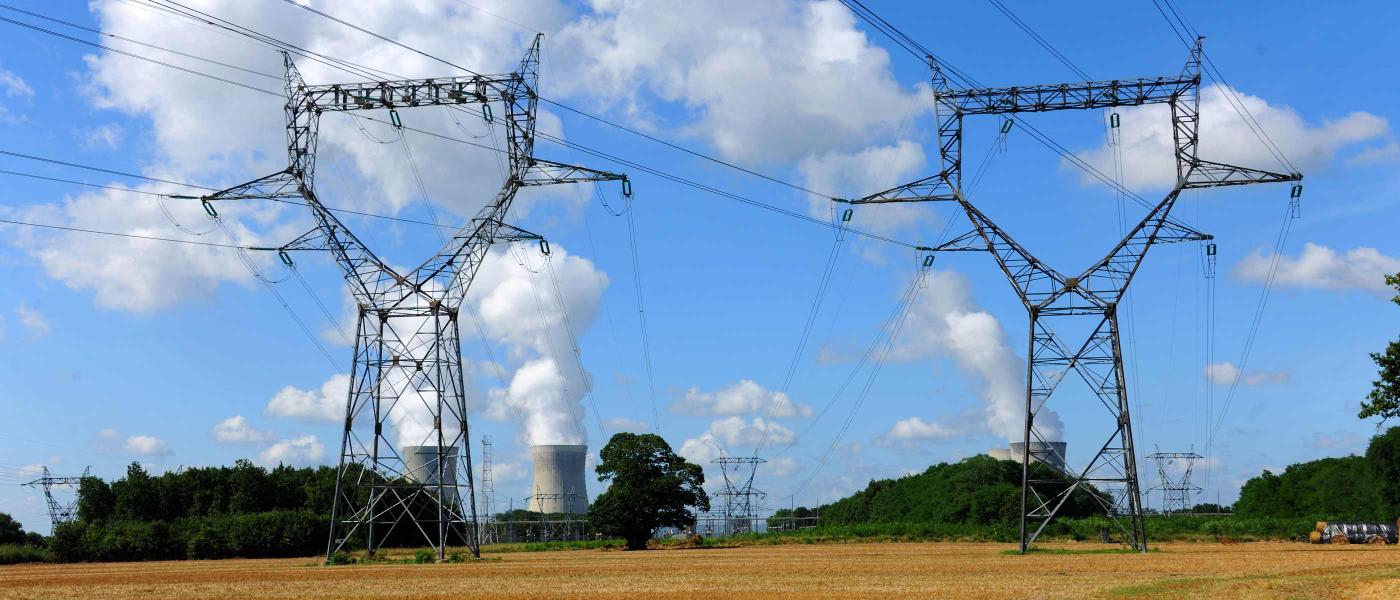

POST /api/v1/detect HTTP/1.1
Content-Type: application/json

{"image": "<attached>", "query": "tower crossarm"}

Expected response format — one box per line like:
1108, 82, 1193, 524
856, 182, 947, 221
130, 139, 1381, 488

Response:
1183, 159, 1302, 189
518, 159, 627, 187
942, 76, 1197, 116
841, 171, 957, 204
298, 74, 521, 112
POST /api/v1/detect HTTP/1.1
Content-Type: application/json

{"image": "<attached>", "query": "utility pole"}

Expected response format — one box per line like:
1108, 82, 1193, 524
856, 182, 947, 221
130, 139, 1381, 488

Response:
1147, 447, 1203, 515
24, 466, 89, 529
839, 37, 1300, 553
204, 35, 628, 561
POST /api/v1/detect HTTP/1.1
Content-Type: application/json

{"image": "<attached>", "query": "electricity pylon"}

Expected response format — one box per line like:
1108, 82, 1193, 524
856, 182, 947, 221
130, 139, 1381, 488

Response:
840, 37, 1300, 553
1147, 447, 1203, 515
24, 466, 89, 528
712, 457, 765, 536
204, 35, 627, 561
479, 436, 497, 544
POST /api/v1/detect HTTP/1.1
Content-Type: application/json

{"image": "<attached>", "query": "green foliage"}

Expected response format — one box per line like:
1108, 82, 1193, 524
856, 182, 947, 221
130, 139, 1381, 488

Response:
85, 462, 339, 523
1359, 273, 1400, 422
0, 544, 50, 565
446, 551, 466, 563
413, 548, 436, 564
326, 550, 353, 566
587, 433, 709, 550
0, 513, 25, 546
56, 461, 346, 562
815, 455, 1103, 527
1365, 426, 1400, 517
77, 476, 115, 522
51, 511, 326, 562
1234, 427, 1399, 521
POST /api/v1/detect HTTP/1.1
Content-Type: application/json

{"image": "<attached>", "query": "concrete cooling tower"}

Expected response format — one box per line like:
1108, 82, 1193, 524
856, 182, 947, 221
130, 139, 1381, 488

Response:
402, 445, 459, 487
531, 444, 589, 514
1008, 441, 1068, 471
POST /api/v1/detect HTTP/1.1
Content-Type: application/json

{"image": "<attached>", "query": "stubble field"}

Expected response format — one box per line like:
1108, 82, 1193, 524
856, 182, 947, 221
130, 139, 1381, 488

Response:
1, 542, 1398, 599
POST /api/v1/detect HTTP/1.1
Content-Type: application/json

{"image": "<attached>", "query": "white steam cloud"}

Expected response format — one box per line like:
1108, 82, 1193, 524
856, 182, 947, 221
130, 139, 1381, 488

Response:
893, 270, 1063, 442
472, 245, 608, 446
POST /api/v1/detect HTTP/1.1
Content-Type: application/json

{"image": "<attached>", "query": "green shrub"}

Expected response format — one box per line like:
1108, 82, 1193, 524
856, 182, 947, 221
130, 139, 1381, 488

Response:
413, 548, 436, 564
326, 550, 353, 566
0, 544, 50, 565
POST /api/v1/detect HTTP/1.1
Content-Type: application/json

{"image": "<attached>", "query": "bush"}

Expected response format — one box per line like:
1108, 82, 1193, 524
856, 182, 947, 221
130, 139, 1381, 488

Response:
326, 550, 353, 566
413, 548, 435, 564
51, 511, 327, 562
0, 544, 50, 565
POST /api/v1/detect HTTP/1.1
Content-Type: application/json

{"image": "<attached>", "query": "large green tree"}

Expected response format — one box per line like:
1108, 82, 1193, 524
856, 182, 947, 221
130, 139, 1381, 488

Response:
587, 433, 709, 550
1359, 273, 1400, 422
0, 513, 25, 546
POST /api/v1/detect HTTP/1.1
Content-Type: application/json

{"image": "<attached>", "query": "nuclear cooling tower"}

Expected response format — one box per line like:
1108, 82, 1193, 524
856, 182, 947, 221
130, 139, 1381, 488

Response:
530, 444, 588, 514
402, 445, 460, 487
1009, 441, 1068, 471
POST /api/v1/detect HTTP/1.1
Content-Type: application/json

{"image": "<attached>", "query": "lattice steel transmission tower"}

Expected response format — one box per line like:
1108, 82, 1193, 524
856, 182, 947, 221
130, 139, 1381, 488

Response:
711, 457, 765, 536
24, 466, 89, 528
204, 35, 627, 561
1147, 447, 1203, 515
840, 37, 1300, 553
479, 436, 497, 544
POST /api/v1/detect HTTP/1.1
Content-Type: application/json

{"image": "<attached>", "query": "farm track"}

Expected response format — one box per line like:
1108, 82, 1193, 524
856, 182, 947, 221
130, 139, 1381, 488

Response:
1, 542, 1399, 599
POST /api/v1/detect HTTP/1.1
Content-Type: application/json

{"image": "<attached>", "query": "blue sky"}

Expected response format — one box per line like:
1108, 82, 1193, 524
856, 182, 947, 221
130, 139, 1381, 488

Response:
1, 0, 1397, 533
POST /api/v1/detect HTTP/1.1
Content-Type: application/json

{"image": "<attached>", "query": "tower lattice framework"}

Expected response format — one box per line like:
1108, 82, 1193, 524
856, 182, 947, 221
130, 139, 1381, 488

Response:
1147, 447, 1203, 514
205, 35, 626, 560
24, 466, 88, 529
841, 37, 1300, 552
711, 457, 765, 536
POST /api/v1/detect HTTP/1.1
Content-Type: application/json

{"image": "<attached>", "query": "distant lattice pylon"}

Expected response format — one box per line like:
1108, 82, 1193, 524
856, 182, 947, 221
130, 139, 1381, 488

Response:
25, 466, 89, 528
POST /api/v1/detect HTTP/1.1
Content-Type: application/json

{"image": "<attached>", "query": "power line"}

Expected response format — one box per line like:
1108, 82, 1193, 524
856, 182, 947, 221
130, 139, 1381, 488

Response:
625, 203, 662, 433
1149, 0, 1297, 174
0, 3, 280, 80
0, 216, 263, 250
0, 153, 459, 230
274, 0, 838, 202
0, 12, 279, 96
8, 4, 927, 253
984, 0, 1091, 81
838, 0, 1174, 218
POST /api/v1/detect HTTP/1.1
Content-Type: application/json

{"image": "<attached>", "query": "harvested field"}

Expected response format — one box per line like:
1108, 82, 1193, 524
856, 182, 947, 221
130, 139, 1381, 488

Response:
2, 542, 1399, 599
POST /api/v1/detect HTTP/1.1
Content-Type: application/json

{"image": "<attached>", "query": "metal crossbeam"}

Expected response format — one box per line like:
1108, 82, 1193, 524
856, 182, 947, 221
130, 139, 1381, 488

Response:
206, 35, 627, 562
942, 77, 1195, 115
843, 37, 1301, 553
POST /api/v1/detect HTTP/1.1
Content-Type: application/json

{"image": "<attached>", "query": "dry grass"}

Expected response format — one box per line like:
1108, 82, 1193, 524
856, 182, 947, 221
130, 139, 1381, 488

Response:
1, 542, 1398, 599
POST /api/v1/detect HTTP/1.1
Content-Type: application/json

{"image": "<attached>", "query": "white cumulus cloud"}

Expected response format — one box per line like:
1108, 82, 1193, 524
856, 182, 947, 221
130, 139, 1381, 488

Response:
124, 434, 171, 456
265, 374, 349, 423
679, 416, 796, 466
259, 435, 326, 467
210, 416, 275, 444
1232, 242, 1400, 295
882, 416, 958, 444
671, 379, 813, 419
1073, 84, 1389, 189
891, 270, 1063, 442
553, 0, 926, 165
14, 302, 50, 339
1204, 362, 1289, 386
